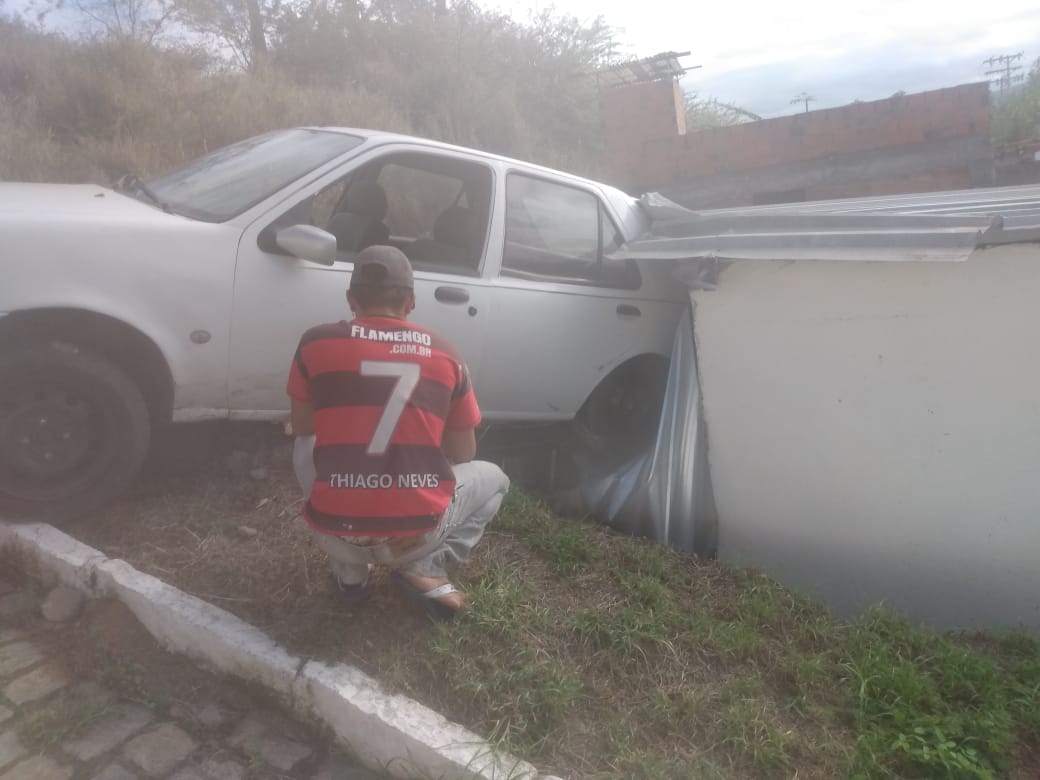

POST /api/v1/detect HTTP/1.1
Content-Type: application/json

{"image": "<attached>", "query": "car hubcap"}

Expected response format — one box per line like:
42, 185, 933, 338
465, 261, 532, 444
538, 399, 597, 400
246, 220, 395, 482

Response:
3, 390, 93, 477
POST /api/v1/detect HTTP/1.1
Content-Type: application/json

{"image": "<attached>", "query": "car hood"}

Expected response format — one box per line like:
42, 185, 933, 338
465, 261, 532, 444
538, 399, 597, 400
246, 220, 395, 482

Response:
0, 182, 188, 226
0, 181, 241, 303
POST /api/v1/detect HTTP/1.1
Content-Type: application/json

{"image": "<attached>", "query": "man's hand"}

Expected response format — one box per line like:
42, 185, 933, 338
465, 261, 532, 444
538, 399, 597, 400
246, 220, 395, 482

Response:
442, 427, 476, 464
291, 398, 315, 436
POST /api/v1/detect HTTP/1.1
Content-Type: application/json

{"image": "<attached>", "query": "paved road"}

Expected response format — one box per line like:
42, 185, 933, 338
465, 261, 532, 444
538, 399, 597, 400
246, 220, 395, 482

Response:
0, 579, 380, 780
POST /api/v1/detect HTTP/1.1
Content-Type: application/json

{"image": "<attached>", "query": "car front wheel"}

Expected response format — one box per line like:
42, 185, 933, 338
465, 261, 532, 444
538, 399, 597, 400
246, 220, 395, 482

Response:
0, 343, 150, 523
572, 356, 670, 472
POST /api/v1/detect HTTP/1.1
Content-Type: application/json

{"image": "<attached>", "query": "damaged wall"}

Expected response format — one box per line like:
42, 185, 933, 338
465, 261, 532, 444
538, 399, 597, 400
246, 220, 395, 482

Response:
602, 82, 994, 208
689, 243, 1040, 630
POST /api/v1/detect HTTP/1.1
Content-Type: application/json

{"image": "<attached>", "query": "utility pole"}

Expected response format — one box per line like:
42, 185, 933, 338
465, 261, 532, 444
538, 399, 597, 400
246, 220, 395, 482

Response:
790, 92, 815, 113
983, 53, 1025, 93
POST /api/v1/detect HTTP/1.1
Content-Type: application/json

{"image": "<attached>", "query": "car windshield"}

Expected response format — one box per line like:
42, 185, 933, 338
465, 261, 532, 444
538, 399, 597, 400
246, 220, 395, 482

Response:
146, 129, 365, 222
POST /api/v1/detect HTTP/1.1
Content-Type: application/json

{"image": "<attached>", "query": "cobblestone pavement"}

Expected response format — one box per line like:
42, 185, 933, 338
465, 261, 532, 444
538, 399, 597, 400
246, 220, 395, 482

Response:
0, 578, 382, 780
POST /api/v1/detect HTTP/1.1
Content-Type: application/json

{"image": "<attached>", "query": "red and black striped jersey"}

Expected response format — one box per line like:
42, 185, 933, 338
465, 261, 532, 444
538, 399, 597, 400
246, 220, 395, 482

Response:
287, 316, 481, 537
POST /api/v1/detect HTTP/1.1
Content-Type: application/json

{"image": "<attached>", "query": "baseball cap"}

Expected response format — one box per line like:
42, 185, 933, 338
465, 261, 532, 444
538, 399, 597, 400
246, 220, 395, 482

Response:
349, 245, 414, 290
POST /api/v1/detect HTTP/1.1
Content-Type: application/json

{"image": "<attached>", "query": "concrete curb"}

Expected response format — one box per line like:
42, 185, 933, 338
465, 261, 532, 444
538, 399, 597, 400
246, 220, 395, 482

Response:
0, 520, 560, 780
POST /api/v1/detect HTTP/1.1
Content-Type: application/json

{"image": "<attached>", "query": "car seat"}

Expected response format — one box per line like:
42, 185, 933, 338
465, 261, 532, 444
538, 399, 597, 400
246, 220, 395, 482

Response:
326, 180, 391, 252
407, 206, 476, 268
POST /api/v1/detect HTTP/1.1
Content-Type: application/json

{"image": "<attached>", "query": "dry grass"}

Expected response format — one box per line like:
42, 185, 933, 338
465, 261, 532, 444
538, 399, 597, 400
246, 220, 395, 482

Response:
0, 24, 410, 184
0, 14, 609, 186
67, 422, 1040, 779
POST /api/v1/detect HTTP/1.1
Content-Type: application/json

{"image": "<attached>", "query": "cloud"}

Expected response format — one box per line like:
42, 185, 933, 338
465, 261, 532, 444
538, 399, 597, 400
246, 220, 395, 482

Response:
9, 0, 1038, 117
591, 0, 1040, 114
682, 38, 1036, 117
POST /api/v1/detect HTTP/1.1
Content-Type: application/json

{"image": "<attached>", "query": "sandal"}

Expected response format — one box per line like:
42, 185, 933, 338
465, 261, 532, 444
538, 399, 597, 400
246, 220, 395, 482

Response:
335, 565, 373, 605
390, 571, 463, 621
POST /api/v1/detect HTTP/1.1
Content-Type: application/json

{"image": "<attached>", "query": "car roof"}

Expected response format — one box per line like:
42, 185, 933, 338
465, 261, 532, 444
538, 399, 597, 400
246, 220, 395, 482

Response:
307, 126, 631, 198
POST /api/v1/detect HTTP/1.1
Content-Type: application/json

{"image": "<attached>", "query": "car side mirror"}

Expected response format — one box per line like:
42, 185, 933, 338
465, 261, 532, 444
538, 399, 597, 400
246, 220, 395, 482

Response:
273, 224, 338, 266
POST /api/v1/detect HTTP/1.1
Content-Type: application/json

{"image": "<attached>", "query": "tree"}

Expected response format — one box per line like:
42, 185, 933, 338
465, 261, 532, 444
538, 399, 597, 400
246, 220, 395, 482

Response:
174, 0, 277, 70
684, 92, 760, 131
7, 0, 622, 176
991, 56, 1040, 144
270, 0, 616, 168
790, 91, 814, 113
33, 0, 176, 41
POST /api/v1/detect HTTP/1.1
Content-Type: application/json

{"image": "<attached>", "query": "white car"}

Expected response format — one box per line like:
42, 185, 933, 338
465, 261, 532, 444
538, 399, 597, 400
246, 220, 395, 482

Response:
0, 128, 688, 519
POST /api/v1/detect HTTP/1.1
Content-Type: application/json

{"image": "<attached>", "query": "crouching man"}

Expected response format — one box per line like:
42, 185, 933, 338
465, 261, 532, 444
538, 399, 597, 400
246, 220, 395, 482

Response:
287, 245, 509, 620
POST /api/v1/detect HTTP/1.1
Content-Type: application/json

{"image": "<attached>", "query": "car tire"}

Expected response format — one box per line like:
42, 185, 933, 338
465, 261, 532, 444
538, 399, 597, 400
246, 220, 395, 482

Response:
572, 357, 669, 472
0, 342, 151, 523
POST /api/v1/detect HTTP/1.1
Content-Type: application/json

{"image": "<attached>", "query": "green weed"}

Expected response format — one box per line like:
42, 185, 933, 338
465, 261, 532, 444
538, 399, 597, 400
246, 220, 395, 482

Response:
718, 698, 798, 773
996, 630, 1040, 735
494, 489, 549, 533
571, 604, 673, 663
706, 618, 766, 662
95, 653, 171, 711
522, 521, 595, 575
610, 537, 675, 583
460, 563, 551, 639
438, 642, 583, 753
843, 609, 1026, 779
427, 563, 582, 754
20, 690, 112, 750
496, 491, 595, 574
649, 687, 709, 727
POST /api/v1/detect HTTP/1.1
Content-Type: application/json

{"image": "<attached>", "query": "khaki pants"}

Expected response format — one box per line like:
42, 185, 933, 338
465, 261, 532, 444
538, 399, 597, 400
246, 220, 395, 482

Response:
293, 436, 509, 585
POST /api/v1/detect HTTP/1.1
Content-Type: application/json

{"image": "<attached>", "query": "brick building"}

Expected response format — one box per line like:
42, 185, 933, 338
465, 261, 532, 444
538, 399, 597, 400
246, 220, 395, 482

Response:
599, 70, 996, 209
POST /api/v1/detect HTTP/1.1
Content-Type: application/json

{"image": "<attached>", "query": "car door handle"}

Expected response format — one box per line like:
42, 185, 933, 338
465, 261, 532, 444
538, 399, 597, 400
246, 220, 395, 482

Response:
435, 286, 470, 304
616, 304, 641, 317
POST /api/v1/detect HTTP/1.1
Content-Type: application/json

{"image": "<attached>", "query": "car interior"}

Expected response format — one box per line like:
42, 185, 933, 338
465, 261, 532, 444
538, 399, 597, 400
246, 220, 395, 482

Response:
327, 153, 493, 276
265, 151, 638, 288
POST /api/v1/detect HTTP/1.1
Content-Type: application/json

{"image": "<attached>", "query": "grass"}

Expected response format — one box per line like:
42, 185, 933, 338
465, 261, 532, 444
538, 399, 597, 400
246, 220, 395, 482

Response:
19, 689, 114, 751
427, 563, 583, 751
93, 651, 174, 712
842, 611, 1040, 779
427, 492, 1040, 777
69, 423, 1040, 779
15, 613, 174, 754
0, 15, 610, 188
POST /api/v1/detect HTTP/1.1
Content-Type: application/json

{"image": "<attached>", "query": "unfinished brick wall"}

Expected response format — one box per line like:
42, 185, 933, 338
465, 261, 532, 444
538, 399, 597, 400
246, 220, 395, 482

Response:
600, 80, 686, 174
602, 81, 993, 206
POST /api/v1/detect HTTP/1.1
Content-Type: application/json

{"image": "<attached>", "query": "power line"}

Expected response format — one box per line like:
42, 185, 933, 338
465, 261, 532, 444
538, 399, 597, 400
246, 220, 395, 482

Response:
983, 52, 1025, 93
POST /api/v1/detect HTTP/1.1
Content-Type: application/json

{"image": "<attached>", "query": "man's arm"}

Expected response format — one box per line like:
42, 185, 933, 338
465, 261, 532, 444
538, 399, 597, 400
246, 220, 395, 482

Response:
291, 398, 315, 437
442, 427, 476, 464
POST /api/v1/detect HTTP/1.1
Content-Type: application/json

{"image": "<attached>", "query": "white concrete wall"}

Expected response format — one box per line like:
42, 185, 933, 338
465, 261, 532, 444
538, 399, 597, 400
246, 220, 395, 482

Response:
692, 243, 1040, 630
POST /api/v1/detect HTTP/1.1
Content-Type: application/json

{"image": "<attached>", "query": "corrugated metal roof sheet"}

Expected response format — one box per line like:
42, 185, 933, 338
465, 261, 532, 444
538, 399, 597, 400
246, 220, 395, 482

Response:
628, 184, 1040, 267
700, 183, 1040, 226
595, 51, 693, 88
690, 183, 1040, 240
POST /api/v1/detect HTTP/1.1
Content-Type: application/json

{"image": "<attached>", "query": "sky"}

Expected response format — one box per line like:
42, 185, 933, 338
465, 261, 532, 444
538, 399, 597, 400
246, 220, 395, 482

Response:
6, 0, 1038, 117
489, 0, 1040, 117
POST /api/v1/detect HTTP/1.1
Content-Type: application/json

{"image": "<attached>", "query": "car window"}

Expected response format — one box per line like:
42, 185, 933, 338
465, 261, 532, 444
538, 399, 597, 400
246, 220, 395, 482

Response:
503, 174, 638, 288
148, 129, 363, 222
505, 176, 597, 269
309, 180, 348, 228
372, 154, 492, 275
378, 164, 466, 240
264, 153, 493, 276
260, 176, 348, 235
601, 205, 623, 256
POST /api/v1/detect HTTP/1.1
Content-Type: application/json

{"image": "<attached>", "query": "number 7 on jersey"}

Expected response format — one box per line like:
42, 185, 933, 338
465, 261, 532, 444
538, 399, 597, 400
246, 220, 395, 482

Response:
359, 360, 421, 455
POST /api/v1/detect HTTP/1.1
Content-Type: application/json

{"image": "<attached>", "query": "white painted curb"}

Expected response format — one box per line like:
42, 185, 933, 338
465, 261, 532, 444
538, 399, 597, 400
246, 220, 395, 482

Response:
0, 521, 561, 780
